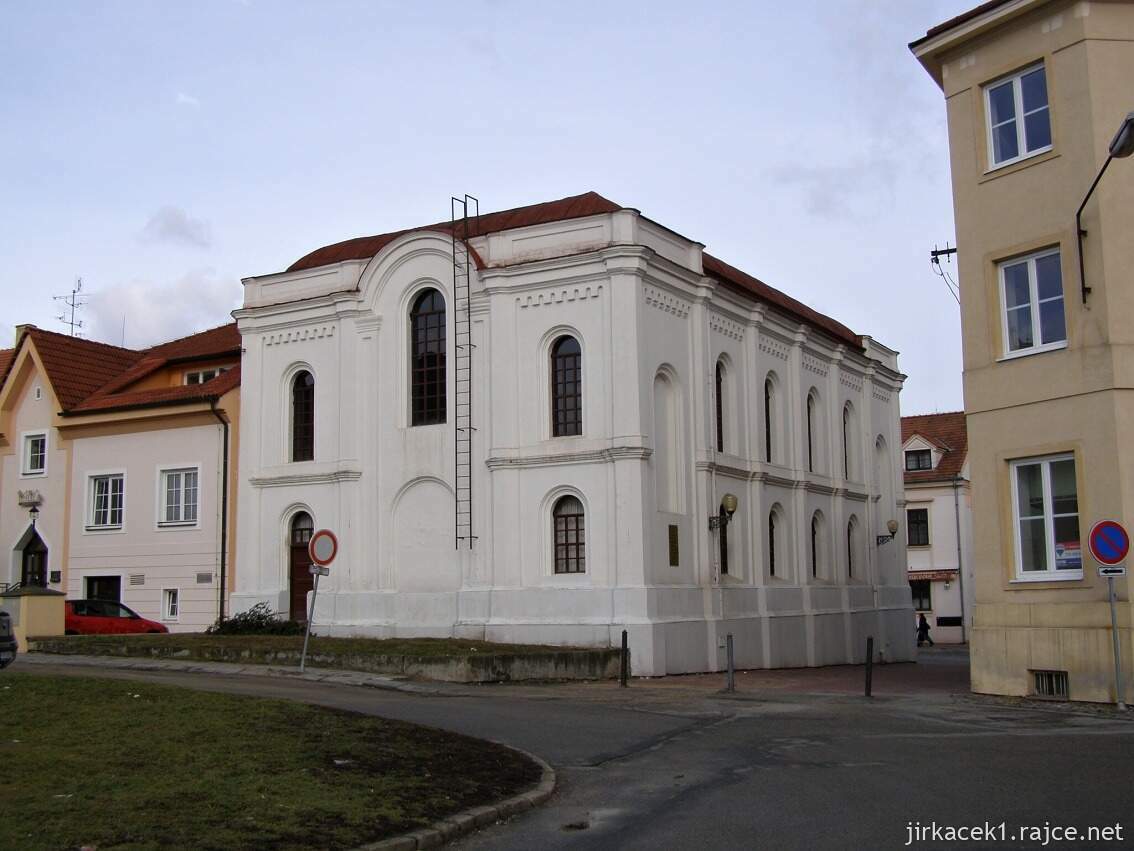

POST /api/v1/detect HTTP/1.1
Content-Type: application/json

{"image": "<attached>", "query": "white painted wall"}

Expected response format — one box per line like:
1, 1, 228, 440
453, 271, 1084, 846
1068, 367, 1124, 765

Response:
233, 209, 914, 674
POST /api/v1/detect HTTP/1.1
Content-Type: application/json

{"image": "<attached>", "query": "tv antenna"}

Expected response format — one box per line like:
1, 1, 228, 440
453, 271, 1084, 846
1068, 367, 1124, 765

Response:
929, 243, 960, 306
54, 277, 88, 337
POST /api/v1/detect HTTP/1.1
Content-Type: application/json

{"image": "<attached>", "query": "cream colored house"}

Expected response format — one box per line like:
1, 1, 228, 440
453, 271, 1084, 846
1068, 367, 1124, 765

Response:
912, 0, 1134, 702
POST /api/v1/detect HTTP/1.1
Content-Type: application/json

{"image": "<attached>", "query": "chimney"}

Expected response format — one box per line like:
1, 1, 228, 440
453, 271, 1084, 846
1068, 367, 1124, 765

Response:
14, 324, 35, 346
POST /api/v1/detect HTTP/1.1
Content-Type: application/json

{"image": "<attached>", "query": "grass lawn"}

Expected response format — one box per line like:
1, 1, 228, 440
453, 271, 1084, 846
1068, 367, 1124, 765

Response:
0, 672, 540, 851
44, 633, 575, 658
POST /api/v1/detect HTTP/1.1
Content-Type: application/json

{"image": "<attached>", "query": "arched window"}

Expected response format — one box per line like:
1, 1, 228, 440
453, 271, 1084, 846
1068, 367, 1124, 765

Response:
718, 505, 730, 575
811, 514, 819, 577
410, 288, 446, 426
552, 495, 586, 574
768, 509, 777, 578
847, 515, 860, 580
806, 392, 817, 473
551, 336, 582, 437
843, 405, 851, 479
715, 360, 725, 453
764, 376, 775, 463
811, 511, 827, 579
291, 371, 314, 462
291, 511, 314, 546
653, 370, 681, 513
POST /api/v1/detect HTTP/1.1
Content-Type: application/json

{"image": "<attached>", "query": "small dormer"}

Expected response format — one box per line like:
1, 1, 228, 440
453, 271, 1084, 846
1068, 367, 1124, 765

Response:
902, 435, 940, 472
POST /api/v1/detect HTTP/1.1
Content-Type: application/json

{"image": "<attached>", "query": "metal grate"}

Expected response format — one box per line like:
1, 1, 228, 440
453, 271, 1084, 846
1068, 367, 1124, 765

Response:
1032, 670, 1069, 699
196, 572, 213, 585
128, 574, 145, 587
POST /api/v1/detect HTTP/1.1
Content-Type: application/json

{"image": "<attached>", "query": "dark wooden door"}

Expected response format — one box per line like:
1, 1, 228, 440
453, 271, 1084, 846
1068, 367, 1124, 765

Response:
21, 533, 48, 588
289, 513, 314, 621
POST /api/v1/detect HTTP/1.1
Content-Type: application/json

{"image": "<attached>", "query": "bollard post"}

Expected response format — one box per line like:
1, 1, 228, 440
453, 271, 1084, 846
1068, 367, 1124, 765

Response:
726, 633, 735, 693
865, 635, 874, 698
620, 629, 629, 688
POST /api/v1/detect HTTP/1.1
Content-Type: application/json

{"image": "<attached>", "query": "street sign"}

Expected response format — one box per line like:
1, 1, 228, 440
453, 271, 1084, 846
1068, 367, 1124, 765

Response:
1088, 520, 1130, 566
1098, 565, 1128, 577
308, 529, 338, 567
309, 565, 330, 576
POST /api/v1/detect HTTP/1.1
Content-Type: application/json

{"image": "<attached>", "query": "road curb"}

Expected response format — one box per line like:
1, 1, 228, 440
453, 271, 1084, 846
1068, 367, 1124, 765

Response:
353, 747, 556, 851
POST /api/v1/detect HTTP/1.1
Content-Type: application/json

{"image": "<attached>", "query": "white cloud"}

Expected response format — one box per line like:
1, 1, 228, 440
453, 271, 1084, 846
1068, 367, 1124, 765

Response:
140, 206, 212, 248
176, 92, 200, 108
85, 269, 242, 349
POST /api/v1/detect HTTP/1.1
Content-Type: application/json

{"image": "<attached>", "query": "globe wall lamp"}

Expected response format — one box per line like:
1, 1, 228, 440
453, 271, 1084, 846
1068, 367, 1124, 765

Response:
876, 519, 900, 546
1076, 110, 1134, 303
708, 493, 739, 530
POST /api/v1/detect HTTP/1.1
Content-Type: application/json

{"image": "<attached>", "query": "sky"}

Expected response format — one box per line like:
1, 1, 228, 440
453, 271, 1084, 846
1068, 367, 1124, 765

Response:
0, 0, 974, 414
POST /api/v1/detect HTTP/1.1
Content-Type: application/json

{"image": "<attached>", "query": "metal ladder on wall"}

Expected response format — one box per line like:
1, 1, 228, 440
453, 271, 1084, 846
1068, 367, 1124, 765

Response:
451, 194, 479, 549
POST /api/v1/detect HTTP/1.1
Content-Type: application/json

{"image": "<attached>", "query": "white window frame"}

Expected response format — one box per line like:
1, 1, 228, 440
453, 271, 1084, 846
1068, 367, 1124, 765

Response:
162, 587, 180, 622
157, 466, 200, 528
184, 366, 229, 386
1010, 453, 1082, 582
999, 247, 1067, 359
21, 431, 47, 477
86, 472, 126, 532
984, 62, 1052, 170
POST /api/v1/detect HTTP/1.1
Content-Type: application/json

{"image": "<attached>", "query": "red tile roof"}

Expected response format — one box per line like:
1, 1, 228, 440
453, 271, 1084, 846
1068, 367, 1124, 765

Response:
287, 191, 863, 350
0, 324, 241, 416
67, 364, 241, 414
909, 0, 1012, 48
902, 411, 968, 484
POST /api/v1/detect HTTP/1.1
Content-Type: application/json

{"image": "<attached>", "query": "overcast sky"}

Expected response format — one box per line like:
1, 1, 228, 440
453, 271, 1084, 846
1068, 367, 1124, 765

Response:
0, 0, 973, 414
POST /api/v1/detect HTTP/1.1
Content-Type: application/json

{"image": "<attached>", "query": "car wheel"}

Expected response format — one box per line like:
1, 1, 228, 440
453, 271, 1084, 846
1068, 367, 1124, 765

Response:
65, 630, 78, 636
147, 630, 163, 634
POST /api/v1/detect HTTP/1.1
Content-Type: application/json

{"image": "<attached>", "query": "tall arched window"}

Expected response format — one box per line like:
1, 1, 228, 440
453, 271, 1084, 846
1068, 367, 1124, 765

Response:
806, 392, 817, 473
291, 371, 314, 462
768, 508, 777, 578
552, 495, 586, 574
718, 505, 730, 575
811, 513, 819, 577
653, 370, 681, 513
847, 515, 860, 580
410, 288, 446, 426
843, 405, 851, 479
764, 376, 775, 463
715, 360, 725, 453
551, 336, 582, 437
811, 511, 827, 579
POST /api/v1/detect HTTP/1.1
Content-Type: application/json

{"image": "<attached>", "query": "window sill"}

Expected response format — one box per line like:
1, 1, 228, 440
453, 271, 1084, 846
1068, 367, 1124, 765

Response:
907, 544, 931, 550
980, 147, 1056, 181
84, 525, 124, 534
996, 341, 1067, 362
157, 522, 199, 529
19, 471, 46, 478
1010, 572, 1083, 584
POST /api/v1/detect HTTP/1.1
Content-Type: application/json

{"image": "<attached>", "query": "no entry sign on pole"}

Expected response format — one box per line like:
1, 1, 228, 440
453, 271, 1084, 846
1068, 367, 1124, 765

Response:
1088, 520, 1130, 566
300, 528, 338, 674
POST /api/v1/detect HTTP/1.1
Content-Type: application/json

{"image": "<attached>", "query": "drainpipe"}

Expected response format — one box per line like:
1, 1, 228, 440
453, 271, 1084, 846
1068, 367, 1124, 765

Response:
953, 475, 966, 644
209, 398, 230, 621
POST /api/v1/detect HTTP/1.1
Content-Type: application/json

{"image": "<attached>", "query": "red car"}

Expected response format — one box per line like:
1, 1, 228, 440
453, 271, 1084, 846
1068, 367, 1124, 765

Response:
65, 599, 169, 635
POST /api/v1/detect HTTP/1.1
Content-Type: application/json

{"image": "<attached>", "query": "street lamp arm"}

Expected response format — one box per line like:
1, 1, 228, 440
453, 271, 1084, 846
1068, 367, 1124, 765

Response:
1076, 154, 1113, 304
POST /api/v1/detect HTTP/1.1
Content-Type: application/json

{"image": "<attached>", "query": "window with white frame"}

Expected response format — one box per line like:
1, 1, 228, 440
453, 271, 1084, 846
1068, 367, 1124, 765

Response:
22, 433, 46, 475
89, 474, 125, 529
985, 64, 1051, 168
159, 468, 199, 526
1011, 454, 1081, 579
163, 588, 179, 620
184, 366, 229, 386
1001, 248, 1065, 355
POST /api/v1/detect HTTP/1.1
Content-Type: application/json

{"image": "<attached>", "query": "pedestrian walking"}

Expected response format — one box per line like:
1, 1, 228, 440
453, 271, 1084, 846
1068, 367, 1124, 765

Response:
916, 613, 934, 647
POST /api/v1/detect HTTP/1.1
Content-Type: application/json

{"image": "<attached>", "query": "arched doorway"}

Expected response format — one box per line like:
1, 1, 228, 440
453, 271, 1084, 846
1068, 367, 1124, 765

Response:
20, 529, 48, 589
289, 512, 314, 621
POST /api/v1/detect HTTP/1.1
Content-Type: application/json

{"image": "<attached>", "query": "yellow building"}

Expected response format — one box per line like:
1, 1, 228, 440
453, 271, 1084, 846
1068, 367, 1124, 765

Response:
911, 0, 1134, 702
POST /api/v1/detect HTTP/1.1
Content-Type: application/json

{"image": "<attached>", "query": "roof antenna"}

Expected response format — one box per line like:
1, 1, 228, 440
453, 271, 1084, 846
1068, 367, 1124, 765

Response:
53, 277, 88, 337
929, 243, 960, 306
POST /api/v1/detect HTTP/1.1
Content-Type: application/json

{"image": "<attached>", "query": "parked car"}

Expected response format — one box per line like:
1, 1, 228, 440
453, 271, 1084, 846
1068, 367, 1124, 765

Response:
0, 611, 16, 668
65, 599, 169, 635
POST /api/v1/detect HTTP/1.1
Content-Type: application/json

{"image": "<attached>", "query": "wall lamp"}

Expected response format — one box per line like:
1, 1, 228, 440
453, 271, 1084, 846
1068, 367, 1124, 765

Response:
28, 504, 39, 527
1076, 110, 1134, 303
876, 519, 900, 546
708, 493, 739, 530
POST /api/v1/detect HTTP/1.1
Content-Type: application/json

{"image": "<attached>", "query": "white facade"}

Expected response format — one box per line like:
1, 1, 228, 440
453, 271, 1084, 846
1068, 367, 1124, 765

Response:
233, 205, 915, 675
904, 434, 974, 645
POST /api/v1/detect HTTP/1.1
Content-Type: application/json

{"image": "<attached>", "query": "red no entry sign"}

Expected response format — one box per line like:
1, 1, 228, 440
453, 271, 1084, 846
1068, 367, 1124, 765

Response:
1088, 520, 1129, 566
308, 528, 338, 567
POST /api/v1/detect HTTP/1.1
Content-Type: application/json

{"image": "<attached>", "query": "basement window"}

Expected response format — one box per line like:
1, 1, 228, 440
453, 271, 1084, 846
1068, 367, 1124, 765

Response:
1032, 669, 1069, 700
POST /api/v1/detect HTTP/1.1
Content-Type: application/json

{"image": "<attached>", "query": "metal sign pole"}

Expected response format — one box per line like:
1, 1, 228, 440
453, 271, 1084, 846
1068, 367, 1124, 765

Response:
299, 571, 320, 674
1108, 575, 1126, 711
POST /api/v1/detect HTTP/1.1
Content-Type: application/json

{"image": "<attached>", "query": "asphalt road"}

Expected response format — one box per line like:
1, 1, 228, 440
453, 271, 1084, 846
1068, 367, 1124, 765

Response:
15, 655, 1134, 850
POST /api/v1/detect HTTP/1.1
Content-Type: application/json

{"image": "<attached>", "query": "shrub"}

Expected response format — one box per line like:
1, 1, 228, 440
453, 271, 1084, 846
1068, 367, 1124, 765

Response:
207, 602, 306, 636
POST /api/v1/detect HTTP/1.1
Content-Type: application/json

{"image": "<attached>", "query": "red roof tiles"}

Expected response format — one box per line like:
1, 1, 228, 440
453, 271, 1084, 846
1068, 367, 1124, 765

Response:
902, 411, 968, 484
287, 191, 862, 350
1, 324, 241, 416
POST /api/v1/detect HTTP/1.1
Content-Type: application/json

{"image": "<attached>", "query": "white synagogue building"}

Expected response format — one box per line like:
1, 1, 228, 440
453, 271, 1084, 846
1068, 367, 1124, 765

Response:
231, 192, 915, 675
